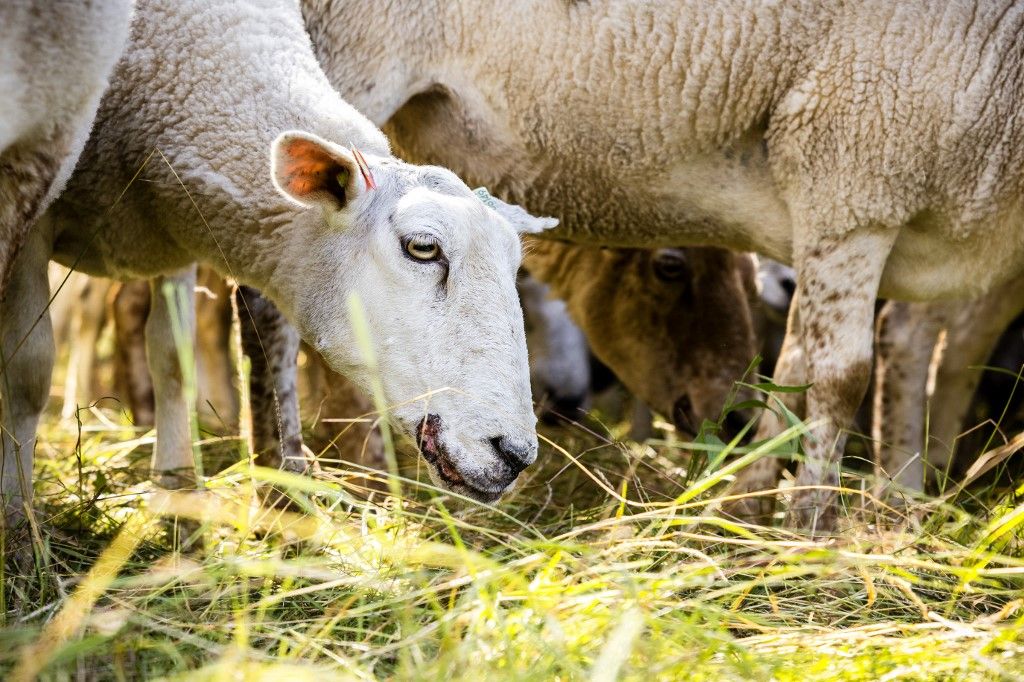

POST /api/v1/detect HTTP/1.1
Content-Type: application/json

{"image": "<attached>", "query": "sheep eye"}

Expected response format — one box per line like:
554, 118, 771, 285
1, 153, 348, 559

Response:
404, 237, 441, 261
653, 249, 689, 281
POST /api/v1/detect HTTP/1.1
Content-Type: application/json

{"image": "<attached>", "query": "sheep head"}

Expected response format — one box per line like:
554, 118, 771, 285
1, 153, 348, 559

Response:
269, 130, 558, 501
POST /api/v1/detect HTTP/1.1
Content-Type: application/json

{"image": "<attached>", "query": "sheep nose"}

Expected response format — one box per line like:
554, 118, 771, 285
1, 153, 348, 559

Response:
489, 436, 537, 476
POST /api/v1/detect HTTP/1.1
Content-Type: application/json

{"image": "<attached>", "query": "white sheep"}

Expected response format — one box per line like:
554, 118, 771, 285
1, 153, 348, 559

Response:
0, 1, 134, 295
303, 0, 1024, 532
1, 0, 557, 524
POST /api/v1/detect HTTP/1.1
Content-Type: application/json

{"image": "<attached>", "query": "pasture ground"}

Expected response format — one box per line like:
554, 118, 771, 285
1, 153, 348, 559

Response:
1, 379, 1023, 681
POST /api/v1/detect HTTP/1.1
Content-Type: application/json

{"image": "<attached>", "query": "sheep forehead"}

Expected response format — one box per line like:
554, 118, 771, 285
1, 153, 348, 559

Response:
393, 185, 522, 265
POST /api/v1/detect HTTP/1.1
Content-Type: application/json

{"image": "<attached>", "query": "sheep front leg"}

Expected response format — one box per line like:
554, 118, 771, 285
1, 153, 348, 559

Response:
146, 266, 198, 489
0, 227, 54, 526
235, 286, 305, 473
786, 229, 896, 535
722, 292, 806, 524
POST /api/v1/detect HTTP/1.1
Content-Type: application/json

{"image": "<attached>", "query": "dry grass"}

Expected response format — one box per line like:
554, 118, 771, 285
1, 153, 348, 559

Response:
1, 393, 1023, 681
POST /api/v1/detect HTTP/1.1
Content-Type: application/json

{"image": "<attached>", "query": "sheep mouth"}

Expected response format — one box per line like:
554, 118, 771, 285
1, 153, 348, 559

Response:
416, 415, 502, 503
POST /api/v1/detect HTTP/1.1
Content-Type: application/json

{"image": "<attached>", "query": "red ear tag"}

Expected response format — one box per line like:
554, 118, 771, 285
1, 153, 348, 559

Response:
352, 148, 377, 190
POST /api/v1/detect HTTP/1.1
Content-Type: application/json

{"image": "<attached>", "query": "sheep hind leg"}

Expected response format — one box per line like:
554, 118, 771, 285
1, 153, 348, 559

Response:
786, 228, 897, 536
872, 300, 948, 503
146, 266, 198, 490
0, 225, 54, 532
924, 275, 1024, 491
721, 291, 806, 525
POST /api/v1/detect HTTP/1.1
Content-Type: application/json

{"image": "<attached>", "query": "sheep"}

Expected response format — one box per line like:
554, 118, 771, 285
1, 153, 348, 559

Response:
522, 240, 760, 439
0, 0, 557, 525
874, 274, 1024, 497
66, 266, 587, 485
302, 0, 1024, 532
0, 1, 134, 297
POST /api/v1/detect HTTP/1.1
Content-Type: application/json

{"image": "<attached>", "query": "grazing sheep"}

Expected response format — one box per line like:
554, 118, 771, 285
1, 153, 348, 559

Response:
91, 267, 583, 484
0, 1, 133, 296
0, 0, 556, 524
522, 240, 760, 438
874, 274, 1024, 496
303, 0, 1024, 532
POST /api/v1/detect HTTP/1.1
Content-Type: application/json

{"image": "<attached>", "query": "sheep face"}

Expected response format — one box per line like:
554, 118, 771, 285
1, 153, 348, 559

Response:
271, 131, 557, 502
524, 242, 760, 439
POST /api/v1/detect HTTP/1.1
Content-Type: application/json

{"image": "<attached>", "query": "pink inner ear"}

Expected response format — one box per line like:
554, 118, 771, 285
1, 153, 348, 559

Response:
279, 137, 339, 198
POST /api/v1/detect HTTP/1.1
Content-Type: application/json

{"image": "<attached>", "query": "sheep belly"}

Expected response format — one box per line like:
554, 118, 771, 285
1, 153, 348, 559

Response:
880, 212, 1024, 301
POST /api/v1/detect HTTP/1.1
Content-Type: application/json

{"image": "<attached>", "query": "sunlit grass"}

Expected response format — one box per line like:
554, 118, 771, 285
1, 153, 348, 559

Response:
2, 398, 1023, 681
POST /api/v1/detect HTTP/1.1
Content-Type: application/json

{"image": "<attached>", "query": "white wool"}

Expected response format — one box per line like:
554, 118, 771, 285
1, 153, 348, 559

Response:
5, 0, 558, 507
300, 0, 1024, 529
0, 0, 134, 288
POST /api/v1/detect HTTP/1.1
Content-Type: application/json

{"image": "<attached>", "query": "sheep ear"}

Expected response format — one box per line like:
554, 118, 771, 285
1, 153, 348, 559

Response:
480, 191, 559, 235
271, 131, 367, 209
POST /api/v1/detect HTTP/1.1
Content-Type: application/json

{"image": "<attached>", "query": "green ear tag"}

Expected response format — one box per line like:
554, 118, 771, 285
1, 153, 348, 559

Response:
473, 186, 498, 209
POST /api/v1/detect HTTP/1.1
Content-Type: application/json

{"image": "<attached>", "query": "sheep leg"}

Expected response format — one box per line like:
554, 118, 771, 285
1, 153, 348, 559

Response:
113, 280, 155, 426
61, 278, 109, 419
235, 286, 306, 473
923, 276, 1024, 487
722, 291, 806, 524
0, 225, 54, 526
785, 229, 897, 535
872, 300, 947, 497
194, 273, 238, 430
146, 266, 198, 489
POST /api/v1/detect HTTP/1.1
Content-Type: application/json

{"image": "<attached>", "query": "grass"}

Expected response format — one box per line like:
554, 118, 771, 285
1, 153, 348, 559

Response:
2, 387, 1023, 682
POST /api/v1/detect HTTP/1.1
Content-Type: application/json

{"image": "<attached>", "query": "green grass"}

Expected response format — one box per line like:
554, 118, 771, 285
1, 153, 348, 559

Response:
2, 398, 1023, 681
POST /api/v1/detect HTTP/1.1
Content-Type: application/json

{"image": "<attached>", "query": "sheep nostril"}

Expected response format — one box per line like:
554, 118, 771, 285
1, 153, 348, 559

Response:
489, 436, 534, 477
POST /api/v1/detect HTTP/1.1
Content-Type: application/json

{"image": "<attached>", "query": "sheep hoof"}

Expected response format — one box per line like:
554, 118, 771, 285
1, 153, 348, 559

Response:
783, 489, 839, 537
152, 467, 198, 492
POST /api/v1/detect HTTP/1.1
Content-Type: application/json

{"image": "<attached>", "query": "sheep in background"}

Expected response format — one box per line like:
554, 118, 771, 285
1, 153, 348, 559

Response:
523, 241, 760, 440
